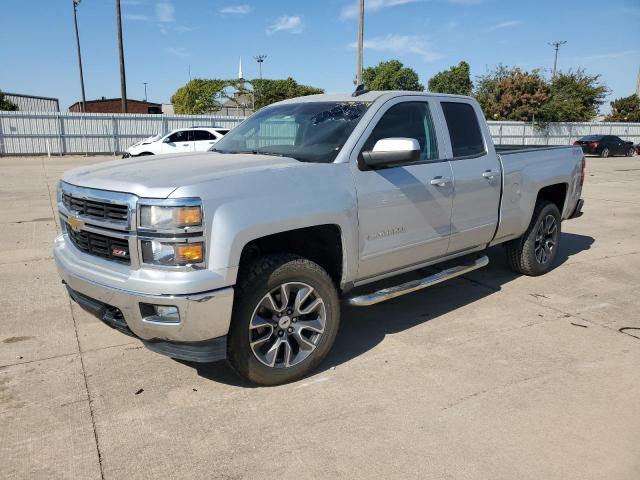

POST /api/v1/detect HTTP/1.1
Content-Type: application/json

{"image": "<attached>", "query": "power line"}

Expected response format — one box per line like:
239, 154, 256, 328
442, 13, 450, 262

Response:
549, 40, 567, 78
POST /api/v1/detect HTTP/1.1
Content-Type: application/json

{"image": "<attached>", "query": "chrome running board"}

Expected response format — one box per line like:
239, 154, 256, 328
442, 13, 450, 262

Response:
348, 255, 489, 307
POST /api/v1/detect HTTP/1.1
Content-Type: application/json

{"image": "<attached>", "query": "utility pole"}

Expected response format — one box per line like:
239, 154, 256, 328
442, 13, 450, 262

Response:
72, 0, 86, 112
143, 82, 148, 102
356, 0, 364, 85
254, 55, 267, 80
116, 0, 128, 112
549, 40, 567, 78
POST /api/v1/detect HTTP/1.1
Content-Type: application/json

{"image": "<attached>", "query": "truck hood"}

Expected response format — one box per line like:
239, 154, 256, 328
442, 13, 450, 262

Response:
62, 152, 299, 198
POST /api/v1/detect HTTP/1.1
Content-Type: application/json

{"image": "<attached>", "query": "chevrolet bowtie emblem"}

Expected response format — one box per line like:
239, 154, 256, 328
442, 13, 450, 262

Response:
67, 215, 84, 232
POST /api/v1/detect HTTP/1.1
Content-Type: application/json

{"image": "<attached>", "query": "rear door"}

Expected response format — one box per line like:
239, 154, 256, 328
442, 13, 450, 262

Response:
193, 130, 218, 151
352, 98, 454, 281
439, 100, 502, 254
161, 130, 194, 153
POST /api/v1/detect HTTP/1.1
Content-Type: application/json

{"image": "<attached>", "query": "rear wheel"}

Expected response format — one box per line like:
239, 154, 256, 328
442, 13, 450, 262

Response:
506, 201, 561, 276
626, 147, 635, 157
228, 254, 340, 386
600, 148, 610, 158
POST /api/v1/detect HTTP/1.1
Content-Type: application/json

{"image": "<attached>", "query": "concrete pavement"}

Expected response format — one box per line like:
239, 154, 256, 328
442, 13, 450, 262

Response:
1, 154, 639, 479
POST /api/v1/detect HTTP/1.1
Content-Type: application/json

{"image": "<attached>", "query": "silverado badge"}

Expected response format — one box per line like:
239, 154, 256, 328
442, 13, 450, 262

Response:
67, 215, 84, 232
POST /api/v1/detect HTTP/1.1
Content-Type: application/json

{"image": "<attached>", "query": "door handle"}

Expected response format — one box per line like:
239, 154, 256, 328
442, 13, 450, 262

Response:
182, 143, 189, 146
482, 170, 499, 179
430, 176, 451, 187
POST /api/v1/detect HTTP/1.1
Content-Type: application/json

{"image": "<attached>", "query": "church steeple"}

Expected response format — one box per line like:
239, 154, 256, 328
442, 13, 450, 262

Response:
238, 57, 244, 81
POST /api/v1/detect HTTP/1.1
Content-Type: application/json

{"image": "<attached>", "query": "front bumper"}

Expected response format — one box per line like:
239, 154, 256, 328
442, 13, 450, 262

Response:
54, 235, 234, 362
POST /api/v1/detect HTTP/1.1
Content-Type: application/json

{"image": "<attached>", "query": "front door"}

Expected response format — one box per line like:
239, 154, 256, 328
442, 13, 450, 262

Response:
439, 101, 501, 253
352, 100, 454, 281
161, 130, 194, 154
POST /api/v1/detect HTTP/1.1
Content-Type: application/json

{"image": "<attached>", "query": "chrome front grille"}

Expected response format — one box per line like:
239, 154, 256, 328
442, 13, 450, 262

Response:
59, 183, 138, 267
62, 192, 128, 224
66, 222, 131, 264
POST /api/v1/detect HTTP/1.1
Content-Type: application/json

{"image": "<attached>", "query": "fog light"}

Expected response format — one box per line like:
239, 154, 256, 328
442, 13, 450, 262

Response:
140, 303, 180, 324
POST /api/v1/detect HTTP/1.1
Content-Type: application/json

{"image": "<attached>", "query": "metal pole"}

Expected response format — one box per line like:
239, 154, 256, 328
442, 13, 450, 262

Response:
143, 82, 148, 102
549, 41, 566, 78
116, 0, 128, 113
72, 1, 86, 112
356, 0, 364, 85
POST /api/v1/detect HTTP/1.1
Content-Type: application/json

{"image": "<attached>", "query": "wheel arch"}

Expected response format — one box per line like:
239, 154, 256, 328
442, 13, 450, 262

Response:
236, 224, 346, 289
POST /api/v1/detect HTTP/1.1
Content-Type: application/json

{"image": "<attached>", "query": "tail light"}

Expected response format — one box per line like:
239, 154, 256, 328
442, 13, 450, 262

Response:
590, 142, 599, 148
580, 156, 586, 187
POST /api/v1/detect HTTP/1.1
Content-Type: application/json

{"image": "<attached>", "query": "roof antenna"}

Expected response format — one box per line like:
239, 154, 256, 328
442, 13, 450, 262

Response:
352, 83, 369, 97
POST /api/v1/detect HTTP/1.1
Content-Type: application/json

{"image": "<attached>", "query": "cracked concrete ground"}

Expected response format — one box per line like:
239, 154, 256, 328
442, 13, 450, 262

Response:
1, 154, 639, 480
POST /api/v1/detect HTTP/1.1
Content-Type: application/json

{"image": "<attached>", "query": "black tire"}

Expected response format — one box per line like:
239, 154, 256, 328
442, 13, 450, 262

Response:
227, 254, 340, 386
600, 148, 610, 158
137, 152, 154, 156
506, 201, 561, 276
626, 147, 635, 157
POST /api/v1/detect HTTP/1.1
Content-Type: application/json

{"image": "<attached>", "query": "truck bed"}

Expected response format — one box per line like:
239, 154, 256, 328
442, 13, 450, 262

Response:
495, 145, 572, 154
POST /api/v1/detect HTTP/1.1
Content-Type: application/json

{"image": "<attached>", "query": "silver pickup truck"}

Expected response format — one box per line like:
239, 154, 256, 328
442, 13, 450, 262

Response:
54, 91, 585, 385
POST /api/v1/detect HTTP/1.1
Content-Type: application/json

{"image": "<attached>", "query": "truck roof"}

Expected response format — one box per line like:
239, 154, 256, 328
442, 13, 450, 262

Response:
274, 90, 474, 105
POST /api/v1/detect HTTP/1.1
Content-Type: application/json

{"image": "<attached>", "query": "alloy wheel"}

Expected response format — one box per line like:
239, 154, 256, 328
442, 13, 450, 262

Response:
249, 282, 326, 368
534, 214, 558, 265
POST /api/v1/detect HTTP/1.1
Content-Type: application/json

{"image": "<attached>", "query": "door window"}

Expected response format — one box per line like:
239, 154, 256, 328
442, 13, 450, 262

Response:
441, 102, 485, 158
193, 130, 215, 141
363, 102, 438, 161
168, 130, 192, 143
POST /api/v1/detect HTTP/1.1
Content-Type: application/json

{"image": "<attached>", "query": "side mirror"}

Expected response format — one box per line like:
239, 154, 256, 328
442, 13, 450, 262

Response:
163, 137, 171, 143
361, 138, 421, 169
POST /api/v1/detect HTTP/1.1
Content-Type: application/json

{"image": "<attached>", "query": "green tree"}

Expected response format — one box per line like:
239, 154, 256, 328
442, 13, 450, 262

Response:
428, 61, 472, 95
252, 77, 324, 110
362, 60, 424, 91
475, 66, 550, 121
539, 69, 608, 122
0, 90, 18, 111
171, 79, 226, 114
605, 94, 640, 122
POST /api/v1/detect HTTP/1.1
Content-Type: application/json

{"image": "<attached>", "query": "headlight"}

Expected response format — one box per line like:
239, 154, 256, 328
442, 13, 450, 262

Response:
141, 240, 204, 266
139, 204, 202, 230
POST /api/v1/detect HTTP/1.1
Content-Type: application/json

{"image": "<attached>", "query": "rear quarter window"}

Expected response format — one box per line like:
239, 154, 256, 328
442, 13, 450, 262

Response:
441, 102, 485, 158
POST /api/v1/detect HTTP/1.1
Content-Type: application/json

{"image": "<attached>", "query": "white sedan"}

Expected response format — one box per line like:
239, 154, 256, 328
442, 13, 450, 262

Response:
123, 127, 230, 158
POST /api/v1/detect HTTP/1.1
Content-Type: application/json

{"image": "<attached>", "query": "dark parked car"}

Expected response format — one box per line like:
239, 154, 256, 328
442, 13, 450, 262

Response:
574, 135, 636, 157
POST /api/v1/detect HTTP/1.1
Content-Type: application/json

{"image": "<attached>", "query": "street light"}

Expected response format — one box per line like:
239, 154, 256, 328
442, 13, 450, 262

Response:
254, 55, 267, 80
356, 0, 364, 86
143, 82, 148, 102
72, 0, 87, 112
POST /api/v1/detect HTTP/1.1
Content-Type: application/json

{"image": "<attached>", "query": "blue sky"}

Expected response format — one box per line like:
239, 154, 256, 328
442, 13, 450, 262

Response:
1, 0, 638, 112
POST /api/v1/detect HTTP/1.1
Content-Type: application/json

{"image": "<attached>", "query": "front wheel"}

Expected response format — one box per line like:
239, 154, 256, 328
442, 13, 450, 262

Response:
506, 201, 561, 276
228, 254, 340, 386
626, 147, 635, 157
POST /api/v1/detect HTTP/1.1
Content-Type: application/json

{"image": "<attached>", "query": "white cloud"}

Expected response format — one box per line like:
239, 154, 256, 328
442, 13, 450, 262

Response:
220, 4, 252, 14
167, 47, 189, 57
124, 14, 150, 21
350, 34, 442, 62
156, 2, 175, 22
487, 20, 520, 31
266, 15, 304, 35
340, 0, 418, 20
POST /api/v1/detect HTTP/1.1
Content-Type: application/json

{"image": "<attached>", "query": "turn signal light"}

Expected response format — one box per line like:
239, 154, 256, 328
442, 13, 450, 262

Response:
174, 243, 204, 263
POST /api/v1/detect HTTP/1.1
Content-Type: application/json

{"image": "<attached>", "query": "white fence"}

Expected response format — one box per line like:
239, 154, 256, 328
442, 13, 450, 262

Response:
0, 112, 245, 156
1, 111, 639, 156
